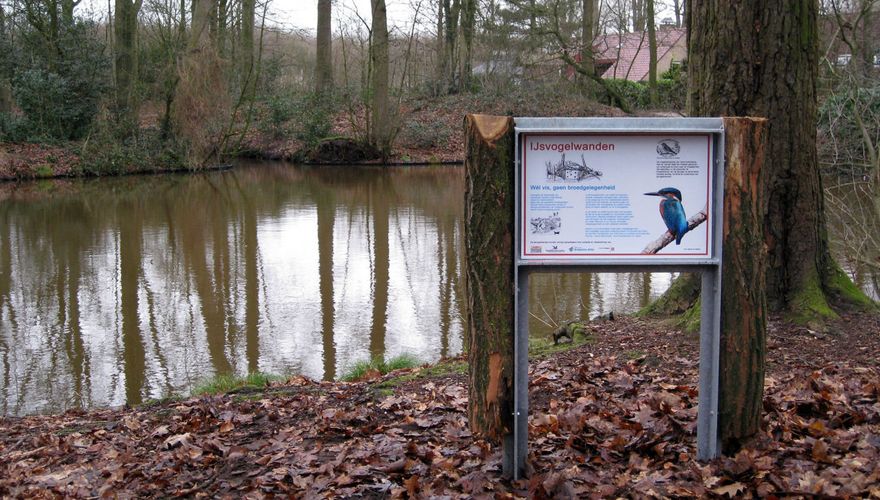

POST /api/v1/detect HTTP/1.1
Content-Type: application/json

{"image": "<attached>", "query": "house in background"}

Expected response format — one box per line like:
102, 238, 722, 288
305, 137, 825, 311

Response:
593, 27, 687, 82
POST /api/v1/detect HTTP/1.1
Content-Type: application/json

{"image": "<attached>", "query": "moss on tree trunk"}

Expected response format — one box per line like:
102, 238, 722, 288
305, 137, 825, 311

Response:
686, 0, 874, 324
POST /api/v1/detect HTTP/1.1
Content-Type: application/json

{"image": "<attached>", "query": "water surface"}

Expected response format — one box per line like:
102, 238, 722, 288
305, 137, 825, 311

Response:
0, 162, 672, 416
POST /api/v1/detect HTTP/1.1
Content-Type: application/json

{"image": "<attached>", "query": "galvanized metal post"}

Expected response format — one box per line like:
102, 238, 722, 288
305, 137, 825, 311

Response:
513, 267, 530, 479
697, 266, 722, 460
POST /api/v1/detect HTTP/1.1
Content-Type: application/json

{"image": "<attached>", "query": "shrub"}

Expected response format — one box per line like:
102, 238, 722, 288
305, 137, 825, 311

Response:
10, 21, 110, 141
605, 78, 648, 109
398, 119, 451, 149
604, 76, 686, 111
260, 91, 335, 146
76, 127, 187, 176
0, 112, 32, 142
293, 92, 334, 146
818, 82, 880, 176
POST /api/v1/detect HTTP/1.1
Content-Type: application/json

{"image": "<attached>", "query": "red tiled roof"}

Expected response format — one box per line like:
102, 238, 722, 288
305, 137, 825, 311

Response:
593, 27, 686, 81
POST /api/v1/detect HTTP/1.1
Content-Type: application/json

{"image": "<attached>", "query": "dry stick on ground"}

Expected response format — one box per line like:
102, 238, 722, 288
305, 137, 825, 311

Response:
641, 206, 708, 254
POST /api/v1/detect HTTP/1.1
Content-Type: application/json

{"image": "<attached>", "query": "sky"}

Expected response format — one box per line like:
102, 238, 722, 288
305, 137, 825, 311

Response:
78, 0, 421, 34
267, 0, 420, 33
81, 0, 678, 36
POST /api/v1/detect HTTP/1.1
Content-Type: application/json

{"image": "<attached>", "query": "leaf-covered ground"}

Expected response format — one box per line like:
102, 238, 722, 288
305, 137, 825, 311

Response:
1, 314, 878, 498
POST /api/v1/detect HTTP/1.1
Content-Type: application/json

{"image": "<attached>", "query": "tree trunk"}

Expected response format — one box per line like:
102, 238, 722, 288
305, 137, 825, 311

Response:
718, 117, 769, 452
179, 0, 186, 37
444, 0, 460, 92
632, 0, 646, 31
315, 0, 332, 94
687, 0, 873, 323
61, 0, 77, 27
188, 0, 212, 51
240, 0, 255, 90
215, 0, 226, 56
0, 3, 11, 114
370, 0, 391, 153
460, 0, 475, 91
646, 0, 657, 104
580, 0, 595, 77
435, 0, 446, 96
464, 114, 515, 442
114, 0, 142, 139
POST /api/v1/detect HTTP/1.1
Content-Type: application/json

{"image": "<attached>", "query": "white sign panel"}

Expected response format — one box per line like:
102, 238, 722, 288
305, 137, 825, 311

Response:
520, 133, 713, 260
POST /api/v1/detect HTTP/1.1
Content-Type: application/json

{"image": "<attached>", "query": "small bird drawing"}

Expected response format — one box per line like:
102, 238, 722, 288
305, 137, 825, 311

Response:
644, 187, 688, 245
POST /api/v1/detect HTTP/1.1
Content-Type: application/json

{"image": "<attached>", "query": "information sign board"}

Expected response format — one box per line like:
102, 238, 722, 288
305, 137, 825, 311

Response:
507, 118, 725, 480
519, 132, 713, 260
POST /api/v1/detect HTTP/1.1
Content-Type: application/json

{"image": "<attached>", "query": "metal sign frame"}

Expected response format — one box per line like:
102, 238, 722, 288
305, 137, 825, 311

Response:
509, 117, 725, 479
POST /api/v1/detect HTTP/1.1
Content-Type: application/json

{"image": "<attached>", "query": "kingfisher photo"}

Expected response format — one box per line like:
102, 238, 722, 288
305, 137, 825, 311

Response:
644, 187, 688, 245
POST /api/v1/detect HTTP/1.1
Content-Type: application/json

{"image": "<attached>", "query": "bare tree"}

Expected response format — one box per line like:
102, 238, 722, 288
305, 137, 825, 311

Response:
580, 0, 595, 76
315, 0, 333, 94
115, 0, 143, 139
370, 0, 391, 152
646, 0, 657, 104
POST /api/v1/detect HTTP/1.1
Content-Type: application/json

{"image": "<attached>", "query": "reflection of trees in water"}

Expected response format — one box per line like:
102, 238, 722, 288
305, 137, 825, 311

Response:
369, 178, 389, 362
318, 188, 337, 380
529, 272, 668, 337
0, 209, 13, 415
0, 163, 468, 415
120, 199, 146, 406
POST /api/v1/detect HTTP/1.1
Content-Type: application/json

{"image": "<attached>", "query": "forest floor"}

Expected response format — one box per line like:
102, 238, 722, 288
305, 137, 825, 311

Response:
1, 313, 878, 498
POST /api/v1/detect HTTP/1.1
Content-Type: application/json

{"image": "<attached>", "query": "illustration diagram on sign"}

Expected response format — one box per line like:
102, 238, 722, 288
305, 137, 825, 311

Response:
545, 154, 603, 182
530, 212, 561, 234
656, 138, 681, 157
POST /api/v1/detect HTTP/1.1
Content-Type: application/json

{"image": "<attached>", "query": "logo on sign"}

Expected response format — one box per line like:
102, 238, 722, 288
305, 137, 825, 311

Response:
530, 245, 543, 253
656, 138, 681, 157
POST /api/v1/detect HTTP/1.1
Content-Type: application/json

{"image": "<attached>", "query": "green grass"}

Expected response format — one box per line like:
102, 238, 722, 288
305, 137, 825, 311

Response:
191, 372, 285, 396
623, 349, 647, 360
375, 359, 467, 389
340, 354, 422, 382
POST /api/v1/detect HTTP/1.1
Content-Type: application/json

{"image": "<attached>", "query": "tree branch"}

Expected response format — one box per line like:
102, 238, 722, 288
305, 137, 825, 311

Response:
641, 206, 708, 254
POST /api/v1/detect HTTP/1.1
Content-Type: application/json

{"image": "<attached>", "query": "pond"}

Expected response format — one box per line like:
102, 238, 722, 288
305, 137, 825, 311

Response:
0, 161, 675, 416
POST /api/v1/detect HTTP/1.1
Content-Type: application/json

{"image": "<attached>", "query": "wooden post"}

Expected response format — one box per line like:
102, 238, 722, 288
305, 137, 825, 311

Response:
719, 117, 768, 451
464, 114, 516, 443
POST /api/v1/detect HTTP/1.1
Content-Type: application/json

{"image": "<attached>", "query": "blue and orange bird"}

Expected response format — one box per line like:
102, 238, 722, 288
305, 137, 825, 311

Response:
644, 187, 688, 245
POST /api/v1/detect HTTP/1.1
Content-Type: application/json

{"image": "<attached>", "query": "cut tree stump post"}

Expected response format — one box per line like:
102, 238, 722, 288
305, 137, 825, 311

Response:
463, 114, 516, 460
463, 115, 769, 473
719, 117, 768, 451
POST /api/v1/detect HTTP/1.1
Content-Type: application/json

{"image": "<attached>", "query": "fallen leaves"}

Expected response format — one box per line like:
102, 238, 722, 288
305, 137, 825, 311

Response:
0, 315, 877, 497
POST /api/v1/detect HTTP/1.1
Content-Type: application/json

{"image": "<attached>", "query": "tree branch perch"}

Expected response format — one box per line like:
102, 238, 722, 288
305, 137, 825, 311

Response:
641, 207, 708, 254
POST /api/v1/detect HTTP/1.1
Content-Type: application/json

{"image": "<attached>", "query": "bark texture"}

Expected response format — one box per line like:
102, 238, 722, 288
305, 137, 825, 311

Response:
114, 0, 142, 138
580, 0, 595, 76
240, 0, 255, 89
315, 0, 332, 94
646, 0, 657, 105
464, 114, 515, 443
687, 0, 871, 321
719, 117, 768, 451
370, 0, 391, 153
